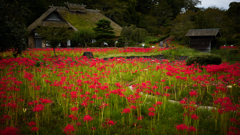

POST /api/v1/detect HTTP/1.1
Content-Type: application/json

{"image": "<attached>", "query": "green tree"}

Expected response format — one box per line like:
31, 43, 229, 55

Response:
171, 10, 195, 43
37, 26, 73, 56
227, 2, 240, 33
121, 26, 133, 48
0, 0, 29, 57
194, 7, 225, 29
131, 28, 147, 45
71, 28, 95, 47
151, 0, 173, 27
93, 19, 115, 47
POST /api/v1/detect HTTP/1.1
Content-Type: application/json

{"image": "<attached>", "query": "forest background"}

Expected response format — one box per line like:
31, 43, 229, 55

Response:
1, 0, 240, 46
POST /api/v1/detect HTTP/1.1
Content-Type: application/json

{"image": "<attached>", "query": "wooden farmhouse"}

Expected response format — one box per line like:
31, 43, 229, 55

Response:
27, 2, 122, 48
185, 29, 221, 52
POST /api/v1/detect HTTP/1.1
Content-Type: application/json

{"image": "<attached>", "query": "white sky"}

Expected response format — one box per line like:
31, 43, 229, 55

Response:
196, 0, 240, 9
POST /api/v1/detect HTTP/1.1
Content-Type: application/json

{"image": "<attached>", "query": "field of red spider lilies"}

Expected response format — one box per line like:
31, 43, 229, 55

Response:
0, 48, 240, 135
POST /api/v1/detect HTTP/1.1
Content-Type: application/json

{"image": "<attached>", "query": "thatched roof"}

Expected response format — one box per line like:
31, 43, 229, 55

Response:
27, 6, 78, 32
27, 3, 122, 36
64, 2, 87, 13
185, 29, 220, 37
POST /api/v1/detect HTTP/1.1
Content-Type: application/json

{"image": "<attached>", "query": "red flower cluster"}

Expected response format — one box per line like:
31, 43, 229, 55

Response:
176, 124, 196, 132
83, 115, 93, 122
63, 124, 75, 135
33, 104, 44, 112
121, 108, 131, 113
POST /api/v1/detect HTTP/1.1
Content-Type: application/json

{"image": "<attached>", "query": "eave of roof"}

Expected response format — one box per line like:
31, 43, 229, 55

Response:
185, 28, 220, 37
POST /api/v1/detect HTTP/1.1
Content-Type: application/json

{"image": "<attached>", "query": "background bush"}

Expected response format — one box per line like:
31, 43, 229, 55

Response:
186, 53, 222, 66
149, 35, 169, 44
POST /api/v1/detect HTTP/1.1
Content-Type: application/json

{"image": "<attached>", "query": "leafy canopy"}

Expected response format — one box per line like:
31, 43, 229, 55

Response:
93, 19, 115, 46
0, 0, 29, 57
36, 26, 73, 56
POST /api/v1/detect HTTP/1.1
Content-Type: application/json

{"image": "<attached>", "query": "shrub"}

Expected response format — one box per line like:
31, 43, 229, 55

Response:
138, 43, 150, 48
149, 35, 169, 44
186, 53, 222, 66
228, 49, 239, 54
116, 37, 124, 47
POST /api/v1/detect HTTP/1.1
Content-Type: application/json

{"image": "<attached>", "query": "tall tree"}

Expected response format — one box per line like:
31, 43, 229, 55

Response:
71, 28, 95, 47
37, 26, 73, 56
121, 26, 133, 48
0, 0, 29, 57
171, 10, 195, 42
93, 19, 115, 47
151, 0, 173, 26
227, 2, 240, 33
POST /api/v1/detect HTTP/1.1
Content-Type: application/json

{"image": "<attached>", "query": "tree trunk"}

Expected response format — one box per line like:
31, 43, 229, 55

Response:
53, 48, 56, 57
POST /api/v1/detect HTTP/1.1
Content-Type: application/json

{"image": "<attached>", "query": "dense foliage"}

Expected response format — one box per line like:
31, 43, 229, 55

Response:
93, 19, 115, 47
36, 26, 74, 56
0, 0, 29, 57
186, 53, 222, 66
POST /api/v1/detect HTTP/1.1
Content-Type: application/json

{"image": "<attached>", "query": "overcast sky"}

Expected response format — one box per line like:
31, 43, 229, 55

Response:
196, 0, 240, 9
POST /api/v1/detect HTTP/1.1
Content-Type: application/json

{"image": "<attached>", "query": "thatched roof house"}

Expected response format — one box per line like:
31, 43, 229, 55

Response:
185, 29, 220, 52
28, 2, 122, 48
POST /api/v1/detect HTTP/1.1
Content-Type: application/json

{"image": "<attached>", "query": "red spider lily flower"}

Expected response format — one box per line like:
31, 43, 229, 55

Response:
164, 93, 170, 97
192, 84, 198, 87
161, 79, 166, 82
83, 115, 93, 122
63, 124, 75, 135
176, 124, 188, 131
3, 115, 11, 120
81, 102, 88, 107
91, 127, 96, 130
155, 92, 160, 95
100, 102, 109, 109
28, 102, 34, 106
92, 94, 97, 99
137, 116, 144, 120
28, 121, 36, 127
189, 91, 198, 97
70, 91, 77, 99
115, 82, 122, 88
40, 98, 52, 104
62, 94, 67, 98
0, 127, 18, 135
152, 85, 158, 89
148, 112, 155, 117
68, 114, 78, 121
180, 98, 187, 104
31, 127, 39, 132
148, 107, 155, 112
164, 86, 170, 90
121, 108, 131, 113
85, 92, 91, 95
230, 118, 240, 125
188, 126, 196, 132
130, 105, 137, 110
106, 119, 116, 126
23, 71, 34, 81
45, 79, 51, 83
33, 104, 44, 112
166, 72, 173, 76
191, 114, 198, 120
7, 102, 17, 109
98, 97, 103, 100
70, 107, 79, 112
76, 122, 82, 126
156, 101, 162, 105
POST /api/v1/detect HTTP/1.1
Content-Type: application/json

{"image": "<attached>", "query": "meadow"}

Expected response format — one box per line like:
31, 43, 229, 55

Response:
0, 47, 239, 135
